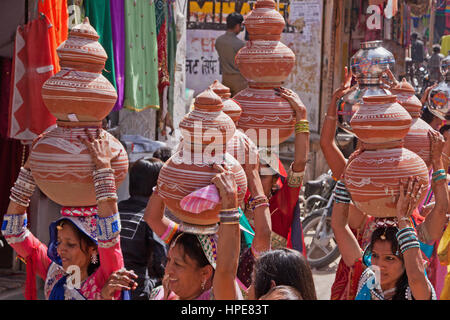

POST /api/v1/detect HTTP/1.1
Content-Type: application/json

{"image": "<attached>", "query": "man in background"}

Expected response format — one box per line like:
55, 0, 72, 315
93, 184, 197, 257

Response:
215, 12, 247, 96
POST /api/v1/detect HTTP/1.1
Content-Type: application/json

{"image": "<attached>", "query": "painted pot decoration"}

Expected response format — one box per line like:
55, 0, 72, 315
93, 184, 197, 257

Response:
339, 41, 394, 134
157, 88, 247, 227
344, 147, 429, 218
210, 80, 242, 123
29, 123, 128, 207
234, 0, 296, 146
235, 87, 295, 146
391, 78, 433, 167
350, 95, 412, 144
41, 18, 117, 122
344, 94, 429, 218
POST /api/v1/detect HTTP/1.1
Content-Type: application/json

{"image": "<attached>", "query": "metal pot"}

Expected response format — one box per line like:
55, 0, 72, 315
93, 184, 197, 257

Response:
338, 41, 395, 133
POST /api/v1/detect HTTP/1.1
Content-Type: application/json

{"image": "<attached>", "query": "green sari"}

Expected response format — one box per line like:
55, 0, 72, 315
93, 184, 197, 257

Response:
123, 0, 160, 111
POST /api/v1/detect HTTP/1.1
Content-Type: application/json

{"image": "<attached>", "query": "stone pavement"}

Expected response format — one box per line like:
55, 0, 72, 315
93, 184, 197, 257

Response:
0, 269, 26, 300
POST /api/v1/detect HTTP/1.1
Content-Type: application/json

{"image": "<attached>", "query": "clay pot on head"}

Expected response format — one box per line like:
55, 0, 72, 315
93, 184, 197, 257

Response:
29, 122, 128, 207
344, 147, 429, 218
210, 80, 242, 123
350, 95, 412, 144
157, 88, 247, 227
41, 18, 117, 122
391, 78, 433, 167
235, 87, 295, 146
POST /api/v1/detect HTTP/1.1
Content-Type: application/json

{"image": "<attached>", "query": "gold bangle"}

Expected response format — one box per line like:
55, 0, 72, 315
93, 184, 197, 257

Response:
219, 208, 239, 212
219, 221, 240, 225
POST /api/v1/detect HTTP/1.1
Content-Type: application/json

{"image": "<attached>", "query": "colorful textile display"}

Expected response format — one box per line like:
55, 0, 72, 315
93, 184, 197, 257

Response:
110, 0, 125, 111
38, 0, 68, 73
123, 0, 160, 111
84, 0, 117, 97
8, 16, 56, 141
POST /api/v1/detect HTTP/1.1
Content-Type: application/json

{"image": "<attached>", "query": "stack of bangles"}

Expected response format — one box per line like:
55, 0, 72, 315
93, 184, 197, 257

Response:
432, 169, 447, 183
93, 168, 118, 202
295, 120, 309, 134
248, 195, 269, 211
10, 167, 36, 207
219, 208, 241, 224
396, 227, 420, 254
334, 180, 351, 204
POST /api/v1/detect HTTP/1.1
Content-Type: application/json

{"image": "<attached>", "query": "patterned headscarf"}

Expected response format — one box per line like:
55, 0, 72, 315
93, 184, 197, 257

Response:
196, 234, 218, 269
48, 206, 98, 265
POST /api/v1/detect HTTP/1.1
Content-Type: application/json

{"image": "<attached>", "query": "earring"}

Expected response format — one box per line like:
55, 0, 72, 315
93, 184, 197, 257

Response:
90, 253, 98, 264
201, 279, 206, 291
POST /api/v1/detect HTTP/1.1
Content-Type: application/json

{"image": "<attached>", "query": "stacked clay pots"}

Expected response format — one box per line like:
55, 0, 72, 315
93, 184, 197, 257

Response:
29, 18, 128, 207
210, 80, 258, 167
157, 88, 247, 228
344, 95, 429, 218
234, 0, 296, 147
339, 41, 395, 133
391, 78, 434, 168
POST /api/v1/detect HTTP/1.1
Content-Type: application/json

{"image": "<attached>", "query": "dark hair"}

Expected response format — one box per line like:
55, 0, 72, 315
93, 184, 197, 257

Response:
153, 147, 172, 162
226, 12, 244, 30
421, 107, 436, 124
57, 220, 99, 276
129, 157, 163, 197
439, 124, 450, 135
433, 44, 442, 53
253, 248, 317, 300
169, 232, 210, 269
368, 227, 408, 300
411, 32, 418, 39
259, 285, 303, 300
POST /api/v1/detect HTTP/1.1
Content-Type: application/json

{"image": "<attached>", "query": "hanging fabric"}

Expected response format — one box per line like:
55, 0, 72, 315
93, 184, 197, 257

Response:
110, 0, 125, 111
84, 0, 117, 104
155, 0, 171, 134
123, 0, 160, 112
166, 0, 177, 133
38, 0, 68, 73
8, 16, 57, 142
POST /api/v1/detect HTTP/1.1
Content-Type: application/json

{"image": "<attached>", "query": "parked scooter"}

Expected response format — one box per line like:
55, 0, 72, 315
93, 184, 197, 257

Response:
301, 171, 340, 269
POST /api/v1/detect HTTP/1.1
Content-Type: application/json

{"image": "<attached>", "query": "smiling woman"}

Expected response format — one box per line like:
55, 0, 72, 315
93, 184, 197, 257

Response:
1, 129, 125, 300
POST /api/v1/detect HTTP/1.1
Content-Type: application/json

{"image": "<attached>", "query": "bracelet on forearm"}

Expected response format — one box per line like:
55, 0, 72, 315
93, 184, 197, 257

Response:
334, 180, 351, 204
93, 168, 118, 202
160, 220, 180, 245
9, 167, 36, 207
432, 169, 446, 177
432, 172, 447, 183
295, 120, 309, 134
248, 196, 269, 211
396, 227, 420, 254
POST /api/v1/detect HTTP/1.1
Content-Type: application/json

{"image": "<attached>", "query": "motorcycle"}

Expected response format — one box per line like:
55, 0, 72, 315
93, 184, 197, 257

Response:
301, 171, 340, 269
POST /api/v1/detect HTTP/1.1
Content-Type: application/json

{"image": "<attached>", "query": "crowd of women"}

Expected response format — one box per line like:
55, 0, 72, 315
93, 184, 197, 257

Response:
1, 67, 450, 300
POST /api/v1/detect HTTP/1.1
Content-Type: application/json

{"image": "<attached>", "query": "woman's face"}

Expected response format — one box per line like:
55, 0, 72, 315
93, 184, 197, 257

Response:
165, 244, 211, 300
371, 240, 405, 290
56, 223, 93, 273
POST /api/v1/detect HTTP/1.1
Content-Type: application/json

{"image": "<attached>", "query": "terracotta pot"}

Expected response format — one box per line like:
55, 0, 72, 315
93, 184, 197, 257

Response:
391, 78, 433, 167
350, 95, 412, 144
243, 0, 285, 41
235, 40, 295, 84
210, 80, 242, 123
41, 18, 117, 122
42, 69, 117, 121
344, 147, 429, 218
57, 18, 107, 73
157, 150, 247, 226
235, 86, 295, 146
29, 123, 128, 207
157, 87, 247, 226
179, 88, 235, 147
